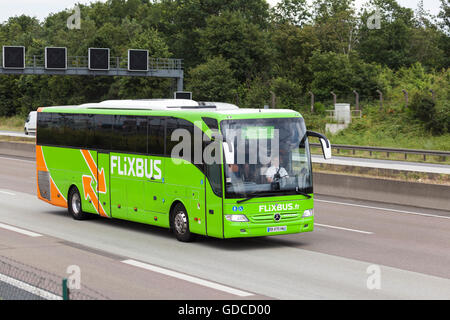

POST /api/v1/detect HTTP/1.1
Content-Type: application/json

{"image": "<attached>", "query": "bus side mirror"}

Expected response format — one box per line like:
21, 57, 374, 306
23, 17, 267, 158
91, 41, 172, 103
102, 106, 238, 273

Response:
320, 137, 332, 160
306, 131, 332, 160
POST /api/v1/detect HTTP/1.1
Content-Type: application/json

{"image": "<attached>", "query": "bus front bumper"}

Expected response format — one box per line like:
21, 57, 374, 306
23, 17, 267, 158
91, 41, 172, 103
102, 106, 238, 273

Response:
223, 217, 314, 238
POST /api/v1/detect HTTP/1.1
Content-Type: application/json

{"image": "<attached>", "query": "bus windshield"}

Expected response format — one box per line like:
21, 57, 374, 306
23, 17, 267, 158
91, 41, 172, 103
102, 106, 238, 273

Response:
221, 117, 313, 199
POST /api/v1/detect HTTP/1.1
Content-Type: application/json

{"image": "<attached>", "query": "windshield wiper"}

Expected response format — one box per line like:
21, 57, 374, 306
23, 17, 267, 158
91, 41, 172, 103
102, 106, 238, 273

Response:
236, 192, 274, 204
295, 189, 312, 199
236, 189, 311, 204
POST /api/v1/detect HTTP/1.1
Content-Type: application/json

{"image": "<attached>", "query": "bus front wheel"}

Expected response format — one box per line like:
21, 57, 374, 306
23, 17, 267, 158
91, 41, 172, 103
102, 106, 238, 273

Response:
172, 203, 196, 242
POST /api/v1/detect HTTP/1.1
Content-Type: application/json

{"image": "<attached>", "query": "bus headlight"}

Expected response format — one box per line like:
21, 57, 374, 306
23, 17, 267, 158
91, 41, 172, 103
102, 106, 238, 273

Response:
302, 209, 314, 218
225, 215, 249, 222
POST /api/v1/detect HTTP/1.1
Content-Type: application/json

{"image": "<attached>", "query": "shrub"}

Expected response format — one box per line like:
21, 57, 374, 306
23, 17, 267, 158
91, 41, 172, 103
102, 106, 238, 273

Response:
409, 91, 449, 135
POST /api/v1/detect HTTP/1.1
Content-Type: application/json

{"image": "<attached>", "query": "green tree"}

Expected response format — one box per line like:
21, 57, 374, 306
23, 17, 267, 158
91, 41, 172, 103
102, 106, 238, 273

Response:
150, 0, 270, 69
270, 23, 319, 89
438, 0, 450, 68
197, 11, 271, 82
358, 0, 416, 69
312, 0, 360, 55
309, 51, 383, 100
270, 0, 312, 26
186, 56, 238, 102
270, 77, 303, 108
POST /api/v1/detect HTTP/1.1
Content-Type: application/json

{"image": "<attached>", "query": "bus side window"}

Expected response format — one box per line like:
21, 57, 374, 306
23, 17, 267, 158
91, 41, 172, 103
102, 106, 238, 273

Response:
76, 114, 95, 149
112, 115, 135, 153
166, 117, 193, 159
37, 112, 52, 145
65, 114, 84, 148
148, 117, 165, 156
136, 116, 148, 154
111, 115, 147, 155
49, 113, 64, 146
93, 114, 114, 151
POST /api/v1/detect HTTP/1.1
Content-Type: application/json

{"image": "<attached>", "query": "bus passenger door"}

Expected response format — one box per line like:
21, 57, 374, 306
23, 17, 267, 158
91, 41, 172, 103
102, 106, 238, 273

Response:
205, 162, 224, 238
97, 152, 111, 218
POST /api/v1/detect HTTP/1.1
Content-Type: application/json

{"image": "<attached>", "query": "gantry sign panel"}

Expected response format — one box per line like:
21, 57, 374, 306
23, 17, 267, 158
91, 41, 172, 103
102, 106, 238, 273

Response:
45, 47, 67, 70
0, 46, 184, 90
88, 48, 110, 71
174, 91, 192, 100
2, 46, 25, 69
128, 49, 148, 72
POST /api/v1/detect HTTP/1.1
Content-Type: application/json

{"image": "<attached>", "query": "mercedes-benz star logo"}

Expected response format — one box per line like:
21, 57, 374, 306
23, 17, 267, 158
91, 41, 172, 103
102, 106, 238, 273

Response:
274, 213, 281, 222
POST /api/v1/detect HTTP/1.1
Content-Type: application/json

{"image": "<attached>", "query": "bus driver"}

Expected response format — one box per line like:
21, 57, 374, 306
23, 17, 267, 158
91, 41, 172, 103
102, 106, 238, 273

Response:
265, 155, 289, 183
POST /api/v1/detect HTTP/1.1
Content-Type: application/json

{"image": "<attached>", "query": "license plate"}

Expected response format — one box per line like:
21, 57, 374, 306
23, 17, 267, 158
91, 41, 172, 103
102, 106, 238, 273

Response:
267, 226, 287, 233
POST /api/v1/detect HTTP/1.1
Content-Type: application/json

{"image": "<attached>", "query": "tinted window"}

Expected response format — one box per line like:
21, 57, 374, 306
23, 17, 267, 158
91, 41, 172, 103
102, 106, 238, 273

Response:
166, 117, 205, 172
37, 112, 52, 145
93, 114, 114, 150
202, 117, 219, 131
112, 115, 147, 154
65, 114, 95, 148
37, 112, 151, 154
148, 117, 165, 156
166, 117, 194, 159
48, 113, 64, 145
136, 116, 148, 154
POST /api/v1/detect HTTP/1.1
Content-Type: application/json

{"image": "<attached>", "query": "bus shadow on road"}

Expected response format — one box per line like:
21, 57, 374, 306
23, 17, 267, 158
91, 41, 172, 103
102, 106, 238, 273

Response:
195, 235, 311, 251
41, 209, 174, 240
42, 209, 311, 250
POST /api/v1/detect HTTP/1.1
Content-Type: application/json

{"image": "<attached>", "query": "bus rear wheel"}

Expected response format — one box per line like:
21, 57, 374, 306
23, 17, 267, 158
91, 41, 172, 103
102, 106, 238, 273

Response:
172, 203, 196, 242
68, 187, 91, 220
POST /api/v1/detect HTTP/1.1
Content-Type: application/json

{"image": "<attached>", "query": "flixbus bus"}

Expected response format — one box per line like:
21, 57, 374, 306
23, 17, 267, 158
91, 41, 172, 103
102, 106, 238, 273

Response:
36, 99, 331, 242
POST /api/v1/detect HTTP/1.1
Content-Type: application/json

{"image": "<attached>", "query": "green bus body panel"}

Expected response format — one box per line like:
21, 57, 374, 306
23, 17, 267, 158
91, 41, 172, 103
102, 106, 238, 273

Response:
38, 106, 315, 239
204, 178, 224, 238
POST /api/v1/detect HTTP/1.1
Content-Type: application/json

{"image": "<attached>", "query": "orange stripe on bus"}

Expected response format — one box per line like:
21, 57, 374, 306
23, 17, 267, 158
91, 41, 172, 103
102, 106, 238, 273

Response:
36, 146, 67, 208
50, 178, 68, 208
36, 145, 48, 172
36, 145, 47, 200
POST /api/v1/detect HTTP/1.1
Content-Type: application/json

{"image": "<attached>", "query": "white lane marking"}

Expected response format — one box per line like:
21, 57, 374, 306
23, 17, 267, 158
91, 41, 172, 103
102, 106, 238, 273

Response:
315, 223, 374, 235
122, 259, 254, 297
0, 190, 16, 196
0, 156, 34, 163
316, 199, 450, 220
0, 273, 61, 300
0, 223, 43, 237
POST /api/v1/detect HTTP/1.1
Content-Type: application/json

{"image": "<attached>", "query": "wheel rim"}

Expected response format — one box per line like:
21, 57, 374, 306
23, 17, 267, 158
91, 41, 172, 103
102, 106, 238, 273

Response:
174, 211, 187, 235
72, 192, 81, 215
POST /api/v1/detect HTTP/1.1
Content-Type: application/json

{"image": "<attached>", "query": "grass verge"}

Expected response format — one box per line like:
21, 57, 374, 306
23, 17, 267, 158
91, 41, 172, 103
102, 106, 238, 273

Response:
0, 116, 26, 132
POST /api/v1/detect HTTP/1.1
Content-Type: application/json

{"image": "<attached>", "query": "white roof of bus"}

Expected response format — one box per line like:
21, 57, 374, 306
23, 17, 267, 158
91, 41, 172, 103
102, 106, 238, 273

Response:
78, 99, 241, 111
42, 99, 298, 116
74, 99, 297, 114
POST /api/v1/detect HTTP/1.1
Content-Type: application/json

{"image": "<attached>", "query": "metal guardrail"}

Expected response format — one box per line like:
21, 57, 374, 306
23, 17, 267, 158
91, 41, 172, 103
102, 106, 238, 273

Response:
310, 143, 450, 162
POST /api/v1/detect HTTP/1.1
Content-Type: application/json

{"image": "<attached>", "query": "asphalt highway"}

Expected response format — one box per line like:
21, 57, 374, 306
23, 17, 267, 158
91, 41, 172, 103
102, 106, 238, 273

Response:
0, 155, 449, 299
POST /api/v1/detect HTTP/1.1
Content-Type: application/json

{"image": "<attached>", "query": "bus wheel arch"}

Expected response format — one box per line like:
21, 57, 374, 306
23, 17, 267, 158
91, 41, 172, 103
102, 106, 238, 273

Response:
169, 201, 196, 242
67, 184, 91, 220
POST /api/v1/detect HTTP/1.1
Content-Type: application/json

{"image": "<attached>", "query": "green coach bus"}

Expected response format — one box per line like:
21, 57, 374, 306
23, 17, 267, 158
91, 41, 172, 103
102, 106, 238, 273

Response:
36, 99, 331, 242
